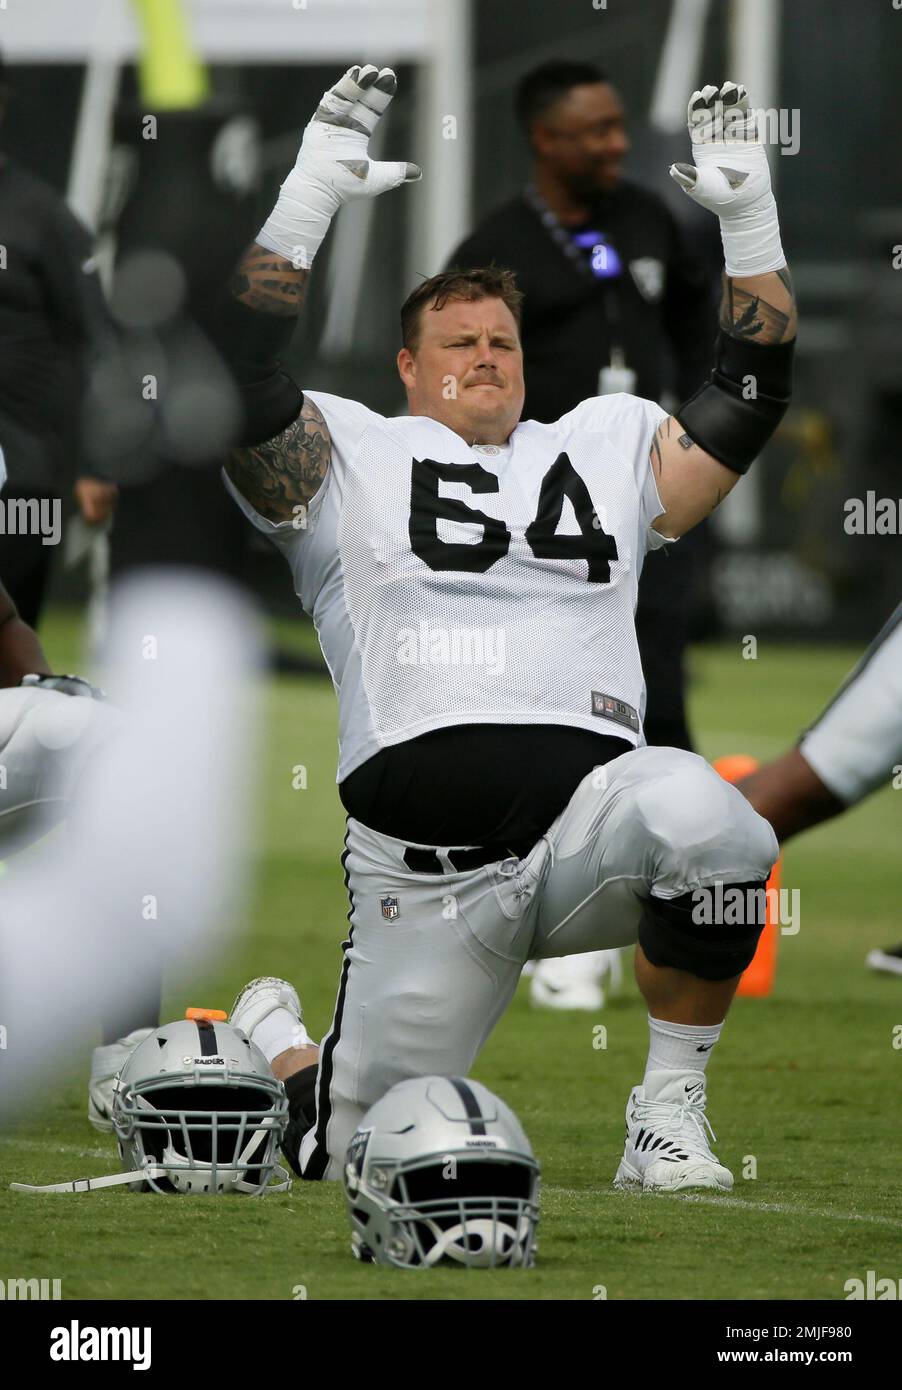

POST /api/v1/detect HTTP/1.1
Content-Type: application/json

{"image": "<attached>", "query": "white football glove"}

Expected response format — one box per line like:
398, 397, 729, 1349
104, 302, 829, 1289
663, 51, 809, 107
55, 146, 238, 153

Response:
669, 81, 785, 278
257, 64, 421, 268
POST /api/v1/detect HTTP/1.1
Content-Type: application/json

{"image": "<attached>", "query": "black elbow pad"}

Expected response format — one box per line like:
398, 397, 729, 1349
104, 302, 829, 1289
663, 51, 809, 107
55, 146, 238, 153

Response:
675, 333, 794, 475
235, 373, 305, 448
209, 294, 304, 446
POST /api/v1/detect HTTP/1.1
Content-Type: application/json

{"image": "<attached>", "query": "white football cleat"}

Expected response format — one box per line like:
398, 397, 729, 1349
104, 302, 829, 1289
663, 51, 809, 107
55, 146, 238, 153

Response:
865, 944, 902, 977
88, 1027, 154, 1132
229, 976, 304, 1041
613, 1070, 733, 1192
529, 950, 623, 1011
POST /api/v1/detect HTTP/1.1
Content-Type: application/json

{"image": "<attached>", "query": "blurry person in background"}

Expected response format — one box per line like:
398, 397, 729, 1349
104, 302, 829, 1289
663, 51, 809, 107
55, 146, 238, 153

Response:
0, 568, 263, 1126
0, 440, 156, 1131
0, 51, 118, 626
0, 51, 156, 1125
89, 0, 264, 585
447, 61, 719, 1010
0, 452, 54, 688
95, 67, 321, 674
100, 92, 261, 583
737, 599, 902, 978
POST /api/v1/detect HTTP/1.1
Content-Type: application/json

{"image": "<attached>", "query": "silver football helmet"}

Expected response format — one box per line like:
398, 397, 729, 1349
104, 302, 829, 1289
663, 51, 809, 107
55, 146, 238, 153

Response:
111, 1017, 290, 1195
343, 1076, 540, 1268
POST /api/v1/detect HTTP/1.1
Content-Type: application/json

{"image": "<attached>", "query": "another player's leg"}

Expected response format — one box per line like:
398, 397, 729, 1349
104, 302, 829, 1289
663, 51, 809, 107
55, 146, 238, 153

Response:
87, 964, 163, 1132
529, 948, 623, 1011
0, 681, 149, 1132
533, 746, 777, 1192
739, 752, 902, 977
738, 601, 902, 972
865, 944, 902, 977
88, 1026, 157, 1132
736, 747, 844, 841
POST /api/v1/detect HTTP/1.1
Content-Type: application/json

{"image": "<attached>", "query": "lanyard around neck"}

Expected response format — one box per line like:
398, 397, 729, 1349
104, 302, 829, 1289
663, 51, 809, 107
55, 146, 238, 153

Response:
524, 182, 603, 279
523, 183, 625, 350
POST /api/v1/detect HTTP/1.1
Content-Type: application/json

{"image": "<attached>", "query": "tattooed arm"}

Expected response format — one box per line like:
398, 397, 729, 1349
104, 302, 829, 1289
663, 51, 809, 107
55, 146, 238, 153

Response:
221, 67, 420, 525
221, 66, 423, 525
224, 394, 331, 525
719, 265, 796, 346
647, 264, 797, 539
645, 78, 798, 539
222, 245, 332, 525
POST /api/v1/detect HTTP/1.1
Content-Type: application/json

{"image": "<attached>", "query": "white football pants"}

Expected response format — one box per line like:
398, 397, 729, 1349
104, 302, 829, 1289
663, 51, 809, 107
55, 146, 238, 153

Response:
299, 746, 777, 1179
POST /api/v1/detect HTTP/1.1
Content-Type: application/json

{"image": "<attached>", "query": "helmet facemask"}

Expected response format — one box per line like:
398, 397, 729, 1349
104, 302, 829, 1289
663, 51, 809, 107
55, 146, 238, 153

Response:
349, 1152, 540, 1268
114, 1071, 289, 1196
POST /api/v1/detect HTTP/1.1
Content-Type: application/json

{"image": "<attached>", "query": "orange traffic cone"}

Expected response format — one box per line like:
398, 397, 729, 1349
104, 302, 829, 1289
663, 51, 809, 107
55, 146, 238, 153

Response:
712, 754, 781, 997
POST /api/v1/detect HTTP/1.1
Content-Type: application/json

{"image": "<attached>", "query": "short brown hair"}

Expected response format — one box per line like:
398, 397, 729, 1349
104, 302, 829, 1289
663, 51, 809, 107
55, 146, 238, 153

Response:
400, 265, 524, 353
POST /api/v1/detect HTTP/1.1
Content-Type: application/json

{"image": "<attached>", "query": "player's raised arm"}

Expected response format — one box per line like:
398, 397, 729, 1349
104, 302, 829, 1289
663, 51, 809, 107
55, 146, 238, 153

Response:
647, 82, 796, 539
215, 64, 421, 523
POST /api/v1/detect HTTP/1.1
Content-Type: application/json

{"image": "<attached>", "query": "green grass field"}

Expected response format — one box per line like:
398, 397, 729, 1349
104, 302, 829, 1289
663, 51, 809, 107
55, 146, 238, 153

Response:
2, 615, 900, 1301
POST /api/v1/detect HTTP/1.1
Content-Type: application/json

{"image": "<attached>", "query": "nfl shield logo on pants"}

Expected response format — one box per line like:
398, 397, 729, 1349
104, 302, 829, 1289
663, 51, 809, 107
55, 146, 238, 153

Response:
381, 896, 400, 921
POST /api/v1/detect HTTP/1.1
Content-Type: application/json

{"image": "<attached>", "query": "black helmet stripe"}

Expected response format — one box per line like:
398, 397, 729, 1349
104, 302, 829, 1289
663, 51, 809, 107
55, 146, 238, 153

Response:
196, 1020, 219, 1056
448, 1077, 487, 1136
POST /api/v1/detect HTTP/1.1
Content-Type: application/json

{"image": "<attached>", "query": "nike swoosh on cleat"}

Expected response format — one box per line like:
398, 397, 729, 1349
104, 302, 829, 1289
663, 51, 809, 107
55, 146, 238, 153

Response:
696, 1043, 714, 1052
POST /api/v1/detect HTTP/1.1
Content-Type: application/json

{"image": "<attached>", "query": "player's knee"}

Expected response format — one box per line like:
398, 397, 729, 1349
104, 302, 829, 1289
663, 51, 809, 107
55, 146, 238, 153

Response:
626, 752, 778, 978
632, 751, 732, 852
633, 751, 778, 887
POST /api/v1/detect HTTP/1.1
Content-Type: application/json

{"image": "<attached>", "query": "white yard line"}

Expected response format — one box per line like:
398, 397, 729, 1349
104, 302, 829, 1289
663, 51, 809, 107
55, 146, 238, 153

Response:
546, 1186, 902, 1230
671, 1192, 902, 1230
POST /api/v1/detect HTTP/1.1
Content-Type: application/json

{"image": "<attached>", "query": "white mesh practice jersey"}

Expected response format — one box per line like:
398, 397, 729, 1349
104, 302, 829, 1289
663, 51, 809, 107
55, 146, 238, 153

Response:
225, 390, 672, 781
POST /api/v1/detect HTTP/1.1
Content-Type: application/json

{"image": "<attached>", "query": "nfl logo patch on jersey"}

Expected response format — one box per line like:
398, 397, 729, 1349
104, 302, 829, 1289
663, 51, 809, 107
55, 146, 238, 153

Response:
591, 690, 640, 733
381, 896, 400, 921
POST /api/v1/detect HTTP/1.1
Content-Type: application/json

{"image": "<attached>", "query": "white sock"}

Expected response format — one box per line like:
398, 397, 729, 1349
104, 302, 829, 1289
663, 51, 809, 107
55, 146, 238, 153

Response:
252, 1008, 312, 1064
643, 1015, 723, 1086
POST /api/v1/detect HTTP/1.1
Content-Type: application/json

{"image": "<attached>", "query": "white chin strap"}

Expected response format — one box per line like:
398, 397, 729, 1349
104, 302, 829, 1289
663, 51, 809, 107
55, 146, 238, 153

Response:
227, 1131, 293, 1194
422, 1218, 523, 1268
10, 1166, 168, 1194
234, 1163, 292, 1195
10, 1159, 292, 1197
